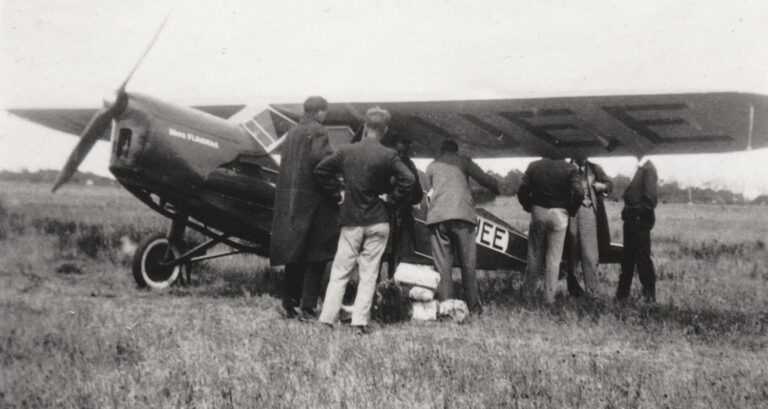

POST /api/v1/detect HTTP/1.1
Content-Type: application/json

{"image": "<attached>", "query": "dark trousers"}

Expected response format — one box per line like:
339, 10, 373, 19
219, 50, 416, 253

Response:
283, 261, 326, 311
386, 210, 416, 279
616, 211, 656, 300
430, 220, 481, 314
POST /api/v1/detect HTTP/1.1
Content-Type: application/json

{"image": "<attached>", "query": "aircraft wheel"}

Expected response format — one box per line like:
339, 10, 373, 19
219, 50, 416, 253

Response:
132, 232, 183, 289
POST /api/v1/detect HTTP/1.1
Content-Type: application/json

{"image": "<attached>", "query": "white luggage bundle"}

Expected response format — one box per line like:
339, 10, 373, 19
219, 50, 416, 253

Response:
438, 300, 469, 323
392, 263, 441, 321
393, 263, 440, 290
411, 300, 438, 321
408, 286, 435, 302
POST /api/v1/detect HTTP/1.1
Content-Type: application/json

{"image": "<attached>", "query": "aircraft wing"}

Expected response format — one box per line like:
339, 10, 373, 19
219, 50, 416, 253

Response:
272, 92, 768, 158
7, 108, 99, 137
7, 104, 245, 140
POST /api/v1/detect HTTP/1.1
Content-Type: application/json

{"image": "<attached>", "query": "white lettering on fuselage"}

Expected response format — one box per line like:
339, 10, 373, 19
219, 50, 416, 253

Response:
475, 216, 509, 253
168, 127, 220, 149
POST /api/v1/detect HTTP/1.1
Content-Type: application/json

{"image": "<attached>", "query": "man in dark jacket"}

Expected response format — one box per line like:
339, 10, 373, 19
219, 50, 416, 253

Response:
314, 107, 415, 334
270, 96, 339, 319
385, 136, 424, 278
616, 159, 658, 303
426, 140, 500, 315
565, 157, 613, 298
517, 154, 582, 304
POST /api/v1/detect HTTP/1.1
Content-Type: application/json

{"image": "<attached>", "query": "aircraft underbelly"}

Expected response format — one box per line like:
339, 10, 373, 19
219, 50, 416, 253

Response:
409, 206, 623, 271
409, 208, 528, 271
191, 191, 273, 243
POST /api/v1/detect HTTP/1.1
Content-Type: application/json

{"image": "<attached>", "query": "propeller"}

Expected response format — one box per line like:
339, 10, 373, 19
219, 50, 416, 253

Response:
52, 13, 171, 192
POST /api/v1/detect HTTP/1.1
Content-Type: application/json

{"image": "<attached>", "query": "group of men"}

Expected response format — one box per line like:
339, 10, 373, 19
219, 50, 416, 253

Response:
517, 153, 658, 305
270, 96, 659, 334
270, 96, 501, 333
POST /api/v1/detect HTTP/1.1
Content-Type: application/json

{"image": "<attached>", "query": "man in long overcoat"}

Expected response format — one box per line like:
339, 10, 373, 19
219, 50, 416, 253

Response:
565, 157, 613, 297
271, 96, 339, 319
384, 136, 423, 278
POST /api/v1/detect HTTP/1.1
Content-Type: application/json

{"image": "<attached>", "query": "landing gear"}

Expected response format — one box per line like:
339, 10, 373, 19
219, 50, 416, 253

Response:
132, 232, 185, 289
130, 214, 258, 290
132, 216, 187, 289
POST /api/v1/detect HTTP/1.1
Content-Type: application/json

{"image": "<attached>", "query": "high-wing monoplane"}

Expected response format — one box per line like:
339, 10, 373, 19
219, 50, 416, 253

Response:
9, 21, 768, 289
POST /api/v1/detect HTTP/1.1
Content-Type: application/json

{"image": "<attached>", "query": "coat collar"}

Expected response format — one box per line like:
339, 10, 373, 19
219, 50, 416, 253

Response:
360, 137, 382, 145
299, 115, 320, 125
436, 151, 459, 159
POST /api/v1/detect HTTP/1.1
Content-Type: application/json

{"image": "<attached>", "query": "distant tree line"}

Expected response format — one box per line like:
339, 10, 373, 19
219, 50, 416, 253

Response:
477, 169, 767, 205
3, 168, 766, 205
0, 169, 118, 187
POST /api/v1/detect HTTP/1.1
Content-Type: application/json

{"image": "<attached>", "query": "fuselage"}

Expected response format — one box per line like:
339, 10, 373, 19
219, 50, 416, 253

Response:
101, 93, 621, 270
108, 93, 279, 245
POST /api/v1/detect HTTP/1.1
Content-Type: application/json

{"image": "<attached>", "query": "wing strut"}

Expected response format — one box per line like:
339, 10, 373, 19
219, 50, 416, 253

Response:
747, 104, 754, 150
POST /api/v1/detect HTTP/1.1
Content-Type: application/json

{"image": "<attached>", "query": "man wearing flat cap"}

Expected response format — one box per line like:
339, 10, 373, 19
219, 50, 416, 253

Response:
271, 96, 339, 320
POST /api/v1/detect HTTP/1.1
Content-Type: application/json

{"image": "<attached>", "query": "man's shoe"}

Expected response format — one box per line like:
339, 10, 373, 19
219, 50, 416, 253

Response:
298, 309, 318, 322
276, 304, 298, 319
318, 321, 334, 330
614, 296, 631, 306
353, 325, 372, 336
568, 287, 585, 298
470, 307, 483, 317
641, 294, 656, 304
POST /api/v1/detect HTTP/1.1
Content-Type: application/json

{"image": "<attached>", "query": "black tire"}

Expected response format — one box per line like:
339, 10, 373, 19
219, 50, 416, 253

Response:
132, 232, 183, 289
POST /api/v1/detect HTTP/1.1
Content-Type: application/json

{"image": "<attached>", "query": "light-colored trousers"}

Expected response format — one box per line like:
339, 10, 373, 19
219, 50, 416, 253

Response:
319, 223, 389, 326
569, 205, 599, 296
524, 206, 569, 304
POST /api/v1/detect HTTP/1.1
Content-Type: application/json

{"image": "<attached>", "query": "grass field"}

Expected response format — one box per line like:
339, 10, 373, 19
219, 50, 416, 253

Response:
1, 180, 767, 408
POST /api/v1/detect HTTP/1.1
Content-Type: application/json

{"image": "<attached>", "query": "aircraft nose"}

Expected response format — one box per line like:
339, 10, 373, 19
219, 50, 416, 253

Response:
102, 91, 119, 108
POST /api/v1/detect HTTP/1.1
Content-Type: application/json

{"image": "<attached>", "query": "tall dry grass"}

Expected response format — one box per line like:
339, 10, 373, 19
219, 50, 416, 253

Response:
1, 182, 766, 408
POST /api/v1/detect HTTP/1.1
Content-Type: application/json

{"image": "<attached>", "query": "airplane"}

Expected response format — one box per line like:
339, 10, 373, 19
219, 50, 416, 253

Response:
8, 21, 768, 290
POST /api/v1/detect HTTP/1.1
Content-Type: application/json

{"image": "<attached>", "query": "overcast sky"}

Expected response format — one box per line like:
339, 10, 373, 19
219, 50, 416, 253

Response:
1, 0, 767, 197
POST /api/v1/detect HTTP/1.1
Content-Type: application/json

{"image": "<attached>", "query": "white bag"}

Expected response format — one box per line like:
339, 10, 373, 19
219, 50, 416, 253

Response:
339, 304, 353, 323
438, 299, 469, 323
411, 300, 438, 321
408, 286, 435, 302
394, 263, 440, 290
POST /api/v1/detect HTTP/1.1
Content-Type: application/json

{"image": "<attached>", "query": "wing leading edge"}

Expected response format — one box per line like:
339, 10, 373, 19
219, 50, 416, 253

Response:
272, 92, 768, 158
7, 104, 245, 141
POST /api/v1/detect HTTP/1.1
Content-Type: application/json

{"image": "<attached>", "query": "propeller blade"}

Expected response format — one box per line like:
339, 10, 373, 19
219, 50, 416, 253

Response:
51, 12, 170, 192
51, 108, 114, 192
118, 12, 171, 92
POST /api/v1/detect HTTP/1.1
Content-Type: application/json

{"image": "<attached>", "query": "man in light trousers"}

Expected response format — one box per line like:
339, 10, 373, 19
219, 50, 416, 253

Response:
314, 107, 415, 334
517, 153, 582, 304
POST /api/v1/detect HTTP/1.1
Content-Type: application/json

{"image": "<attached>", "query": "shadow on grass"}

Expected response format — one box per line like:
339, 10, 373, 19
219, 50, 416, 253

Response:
523, 295, 765, 348
162, 261, 766, 348
166, 263, 284, 300
461, 272, 767, 347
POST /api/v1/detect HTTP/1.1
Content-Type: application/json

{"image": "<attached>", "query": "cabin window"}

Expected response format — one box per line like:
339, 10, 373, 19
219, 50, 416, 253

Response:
116, 128, 132, 158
